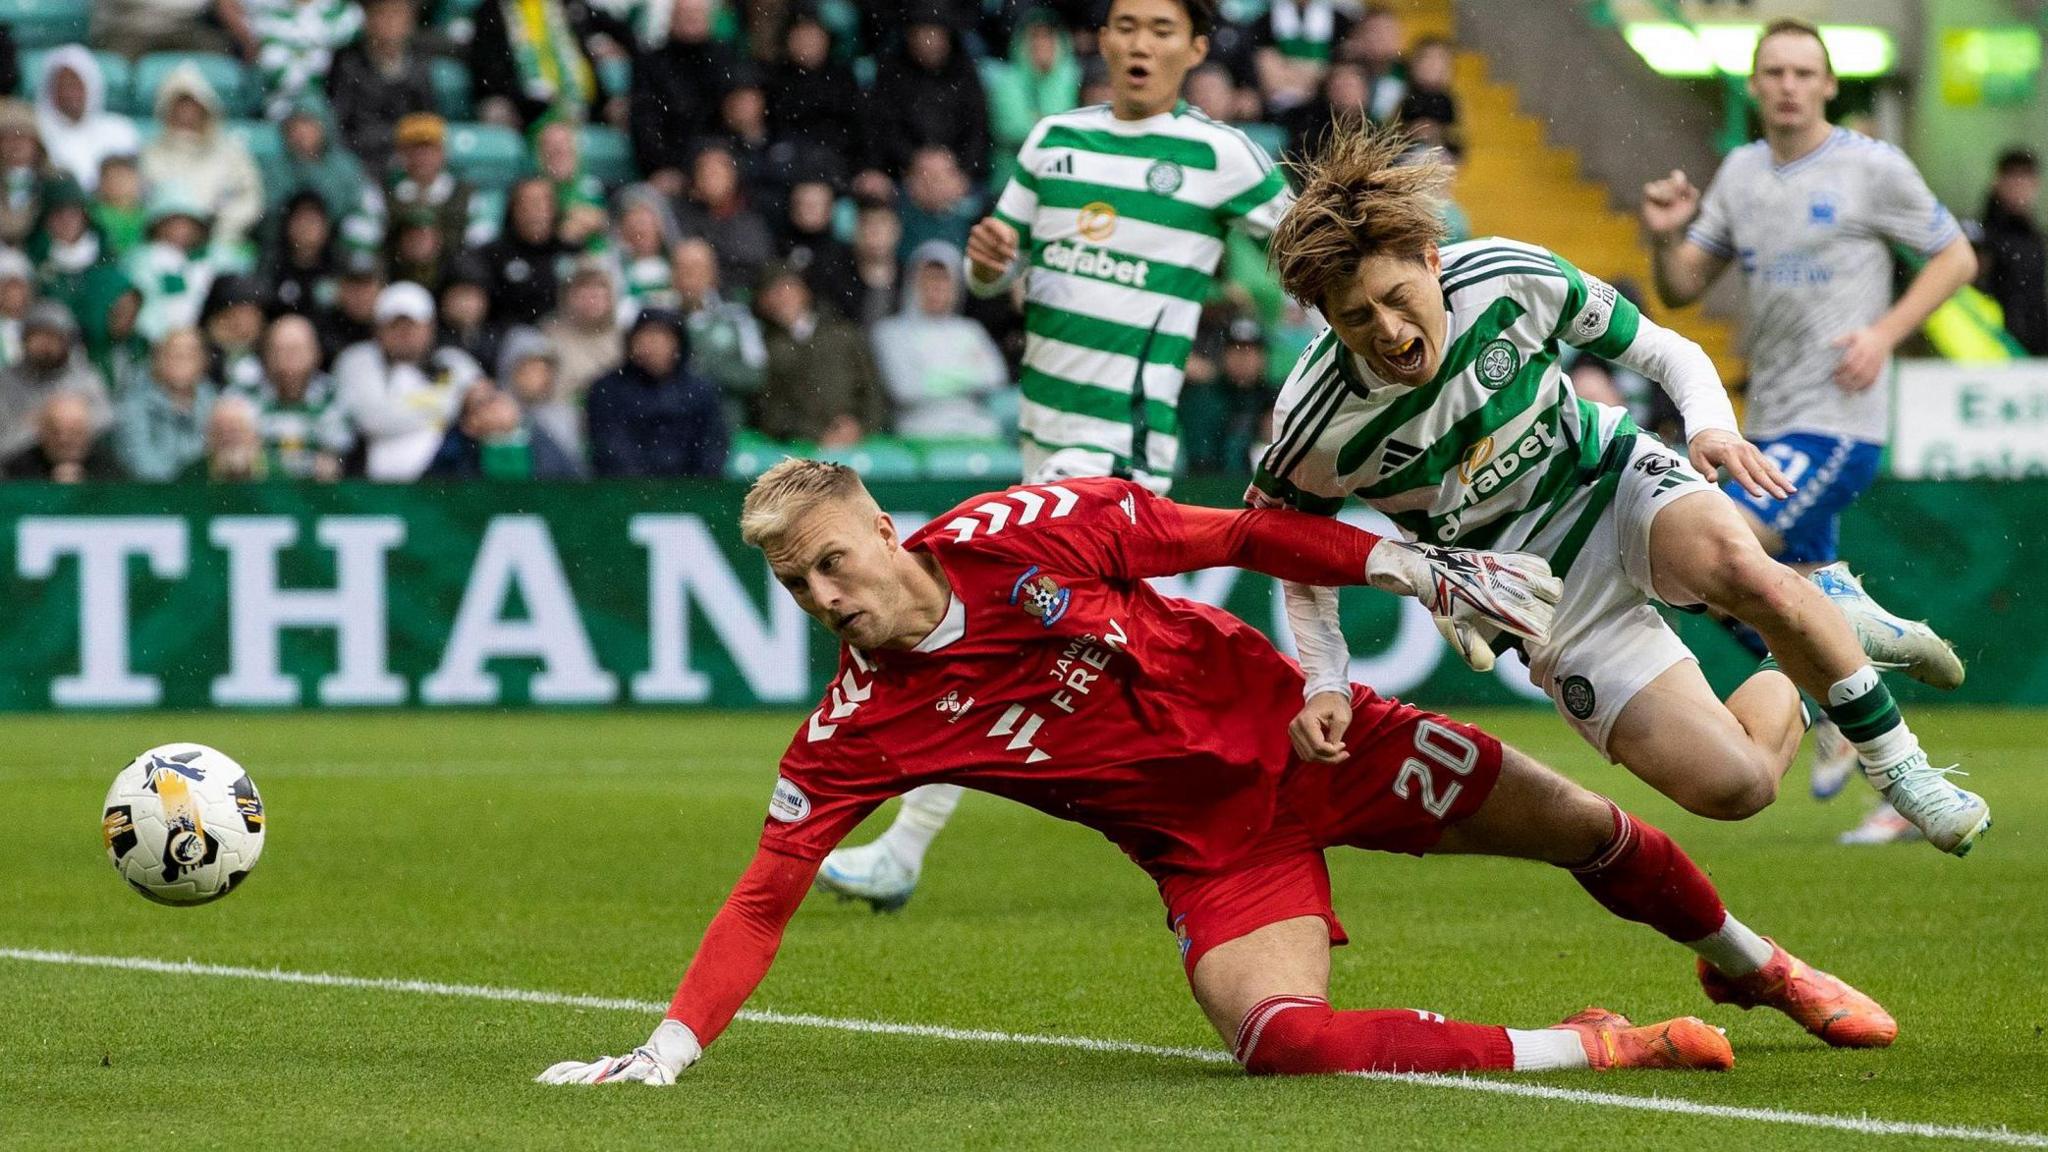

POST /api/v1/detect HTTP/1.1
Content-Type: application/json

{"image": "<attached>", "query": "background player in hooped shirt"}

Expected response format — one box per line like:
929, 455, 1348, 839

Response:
1641, 19, 1980, 843
819, 0, 1293, 908
1253, 120, 1990, 858
538, 461, 1897, 1086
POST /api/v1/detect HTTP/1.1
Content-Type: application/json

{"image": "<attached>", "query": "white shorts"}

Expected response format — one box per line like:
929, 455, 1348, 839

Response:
1520, 437, 1721, 760
1022, 442, 1172, 494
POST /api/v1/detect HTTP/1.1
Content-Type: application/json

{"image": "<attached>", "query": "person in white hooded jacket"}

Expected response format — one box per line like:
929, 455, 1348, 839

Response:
139, 63, 264, 251
33, 47, 141, 194
870, 239, 1008, 441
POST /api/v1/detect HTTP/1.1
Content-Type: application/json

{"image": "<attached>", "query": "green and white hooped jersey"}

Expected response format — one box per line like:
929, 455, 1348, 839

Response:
1253, 238, 1651, 575
991, 102, 1292, 480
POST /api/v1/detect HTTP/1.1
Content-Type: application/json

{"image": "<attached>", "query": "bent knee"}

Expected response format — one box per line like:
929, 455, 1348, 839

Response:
1700, 545, 1805, 622
1669, 763, 1780, 821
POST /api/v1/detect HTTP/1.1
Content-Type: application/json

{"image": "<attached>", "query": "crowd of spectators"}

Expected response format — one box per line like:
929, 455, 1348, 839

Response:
0, 0, 1471, 486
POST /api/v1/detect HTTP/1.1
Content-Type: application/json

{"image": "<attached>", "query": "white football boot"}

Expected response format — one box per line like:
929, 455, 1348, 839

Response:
1809, 563, 1966, 690
1809, 719, 1859, 801
1838, 802, 1921, 846
815, 841, 920, 912
1863, 753, 1990, 856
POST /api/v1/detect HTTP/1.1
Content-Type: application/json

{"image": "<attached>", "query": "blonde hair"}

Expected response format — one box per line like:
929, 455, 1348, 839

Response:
1270, 117, 1450, 310
740, 458, 880, 549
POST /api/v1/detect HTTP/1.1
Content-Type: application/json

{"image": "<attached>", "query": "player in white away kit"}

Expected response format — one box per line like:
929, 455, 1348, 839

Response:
1253, 120, 1989, 858
1642, 19, 1980, 844
818, 0, 1293, 908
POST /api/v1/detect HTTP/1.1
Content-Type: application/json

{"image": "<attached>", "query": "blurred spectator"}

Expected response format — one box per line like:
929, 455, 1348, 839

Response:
1184, 62, 1248, 125
540, 256, 624, 403
717, 70, 792, 217
388, 207, 452, 293
533, 116, 610, 249
1337, 4, 1408, 122
333, 280, 483, 480
1255, 0, 1356, 113
32, 47, 139, 194
1435, 136, 1471, 243
871, 240, 1005, 440
779, 178, 857, 320
612, 184, 680, 319
2, 390, 118, 481
0, 100, 51, 249
1976, 148, 2046, 356
496, 325, 583, 463
90, 0, 241, 57
425, 379, 583, 478
198, 393, 266, 481
141, 63, 265, 251
480, 177, 573, 325
251, 0, 366, 120
261, 190, 338, 317
1397, 36, 1458, 144
766, 6, 868, 184
867, 7, 990, 182
28, 177, 101, 293
126, 189, 217, 343
270, 93, 371, 222
330, 0, 440, 175
1284, 61, 1367, 162
250, 312, 350, 480
586, 308, 727, 476
850, 200, 904, 328
317, 249, 384, 362
752, 262, 886, 446
61, 261, 146, 392
987, 8, 1080, 190
1179, 315, 1276, 476
0, 249, 31, 364
471, 0, 629, 130
675, 142, 774, 294
202, 274, 269, 393
0, 300, 112, 459
387, 114, 480, 259
897, 146, 978, 264
630, 0, 743, 197
670, 235, 764, 418
114, 327, 217, 482
437, 252, 504, 369
90, 156, 147, 257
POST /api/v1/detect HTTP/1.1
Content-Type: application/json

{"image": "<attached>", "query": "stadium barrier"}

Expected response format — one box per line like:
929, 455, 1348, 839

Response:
2, 478, 2041, 711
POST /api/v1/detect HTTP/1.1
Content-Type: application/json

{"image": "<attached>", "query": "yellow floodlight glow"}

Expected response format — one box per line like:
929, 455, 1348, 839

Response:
1624, 23, 1897, 79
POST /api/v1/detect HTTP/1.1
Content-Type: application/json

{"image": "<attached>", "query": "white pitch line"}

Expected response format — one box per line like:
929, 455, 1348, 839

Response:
5, 946, 2043, 1148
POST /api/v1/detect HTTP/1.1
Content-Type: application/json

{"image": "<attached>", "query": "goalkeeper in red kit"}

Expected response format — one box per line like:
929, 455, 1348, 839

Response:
540, 460, 1895, 1085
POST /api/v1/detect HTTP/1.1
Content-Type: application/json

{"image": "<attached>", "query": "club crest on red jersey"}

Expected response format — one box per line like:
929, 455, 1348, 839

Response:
1009, 565, 1071, 628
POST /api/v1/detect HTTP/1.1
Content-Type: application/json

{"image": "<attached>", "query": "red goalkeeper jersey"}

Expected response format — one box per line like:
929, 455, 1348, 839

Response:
763, 477, 1327, 877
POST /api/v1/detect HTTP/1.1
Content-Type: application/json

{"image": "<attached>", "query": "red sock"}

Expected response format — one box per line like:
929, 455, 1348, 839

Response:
1570, 801, 1727, 944
1232, 995, 1513, 1075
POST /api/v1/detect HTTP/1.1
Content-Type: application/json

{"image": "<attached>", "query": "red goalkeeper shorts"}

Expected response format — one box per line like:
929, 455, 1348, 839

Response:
1155, 687, 1502, 976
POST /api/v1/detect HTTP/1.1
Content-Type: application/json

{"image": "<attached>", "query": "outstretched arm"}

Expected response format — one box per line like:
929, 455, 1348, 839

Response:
537, 844, 818, 1085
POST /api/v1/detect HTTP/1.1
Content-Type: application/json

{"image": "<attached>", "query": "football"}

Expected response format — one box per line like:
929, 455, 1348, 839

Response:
102, 743, 266, 906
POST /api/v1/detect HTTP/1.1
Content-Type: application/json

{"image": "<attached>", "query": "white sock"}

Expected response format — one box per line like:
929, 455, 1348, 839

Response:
1687, 913, 1775, 978
1508, 1028, 1588, 1071
877, 784, 963, 866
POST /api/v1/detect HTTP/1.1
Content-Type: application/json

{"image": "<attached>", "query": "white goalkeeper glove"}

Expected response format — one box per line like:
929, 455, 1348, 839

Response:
1365, 540, 1563, 673
536, 1020, 702, 1086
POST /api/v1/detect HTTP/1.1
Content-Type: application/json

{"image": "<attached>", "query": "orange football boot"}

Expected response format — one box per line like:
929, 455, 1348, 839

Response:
1556, 1007, 1734, 1071
1698, 939, 1897, 1048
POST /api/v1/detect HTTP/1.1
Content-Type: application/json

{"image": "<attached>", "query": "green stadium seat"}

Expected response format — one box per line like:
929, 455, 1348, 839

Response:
596, 56, 632, 99
1235, 120, 1286, 163
724, 432, 802, 482
817, 438, 921, 481
0, 0, 89, 50
134, 52, 257, 119
444, 121, 526, 191
915, 439, 1024, 483
579, 125, 633, 187
429, 57, 473, 120
18, 48, 132, 113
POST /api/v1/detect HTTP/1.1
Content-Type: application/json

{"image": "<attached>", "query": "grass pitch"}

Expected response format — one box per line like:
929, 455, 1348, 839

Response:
2, 707, 2044, 1150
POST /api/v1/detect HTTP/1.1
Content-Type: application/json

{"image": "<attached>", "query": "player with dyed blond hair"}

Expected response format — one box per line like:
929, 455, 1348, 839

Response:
1251, 118, 1989, 857
540, 460, 1894, 1086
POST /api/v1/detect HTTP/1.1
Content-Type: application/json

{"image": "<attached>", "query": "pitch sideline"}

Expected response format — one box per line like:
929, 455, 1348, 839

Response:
5, 945, 2042, 1148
